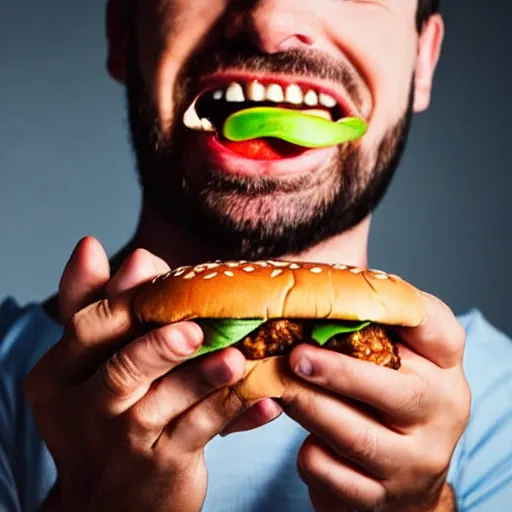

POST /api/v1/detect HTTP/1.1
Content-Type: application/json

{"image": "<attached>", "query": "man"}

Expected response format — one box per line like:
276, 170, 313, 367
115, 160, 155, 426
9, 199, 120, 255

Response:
1, 0, 511, 510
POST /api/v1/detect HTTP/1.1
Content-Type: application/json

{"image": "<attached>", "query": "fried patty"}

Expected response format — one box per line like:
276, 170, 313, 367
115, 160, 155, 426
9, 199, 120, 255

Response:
235, 319, 400, 369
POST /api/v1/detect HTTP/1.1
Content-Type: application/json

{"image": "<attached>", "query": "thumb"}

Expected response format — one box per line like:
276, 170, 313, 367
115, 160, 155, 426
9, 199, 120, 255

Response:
58, 236, 111, 323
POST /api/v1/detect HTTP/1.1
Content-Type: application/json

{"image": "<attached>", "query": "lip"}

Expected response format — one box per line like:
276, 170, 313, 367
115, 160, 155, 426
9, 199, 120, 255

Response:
196, 132, 336, 177
191, 71, 365, 120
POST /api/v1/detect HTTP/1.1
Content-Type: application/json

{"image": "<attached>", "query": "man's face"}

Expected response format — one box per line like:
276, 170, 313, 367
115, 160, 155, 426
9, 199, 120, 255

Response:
121, 0, 438, 259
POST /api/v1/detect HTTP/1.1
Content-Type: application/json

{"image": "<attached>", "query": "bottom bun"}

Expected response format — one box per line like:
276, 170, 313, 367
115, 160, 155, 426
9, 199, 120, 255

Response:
233, 356, 316, 402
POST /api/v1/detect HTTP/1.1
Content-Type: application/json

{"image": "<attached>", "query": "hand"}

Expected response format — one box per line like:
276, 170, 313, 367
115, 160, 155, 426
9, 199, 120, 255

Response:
25, 238, 281, 511
281, 292, 470, 512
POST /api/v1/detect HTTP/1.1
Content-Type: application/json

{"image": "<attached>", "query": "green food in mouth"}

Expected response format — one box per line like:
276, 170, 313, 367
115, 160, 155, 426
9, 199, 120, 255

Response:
190, 318, 371, 358
222, 107, 367, 149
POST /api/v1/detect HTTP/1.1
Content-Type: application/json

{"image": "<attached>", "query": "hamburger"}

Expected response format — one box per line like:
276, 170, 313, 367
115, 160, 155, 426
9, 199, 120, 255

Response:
133, 260, 425, 401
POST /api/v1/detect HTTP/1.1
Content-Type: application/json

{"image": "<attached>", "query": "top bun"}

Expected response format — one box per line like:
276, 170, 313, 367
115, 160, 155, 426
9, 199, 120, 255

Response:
133, 260, 426, 328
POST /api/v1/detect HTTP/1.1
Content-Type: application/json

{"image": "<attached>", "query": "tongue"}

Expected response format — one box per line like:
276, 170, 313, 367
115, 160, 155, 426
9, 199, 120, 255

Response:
221, 138, 309, 160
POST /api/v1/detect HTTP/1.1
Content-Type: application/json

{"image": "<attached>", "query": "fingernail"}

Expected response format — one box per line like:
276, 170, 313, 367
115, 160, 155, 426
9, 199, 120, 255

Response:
204, 361, 233, 386
294, 357, 313, 377
172, 328, 201, 356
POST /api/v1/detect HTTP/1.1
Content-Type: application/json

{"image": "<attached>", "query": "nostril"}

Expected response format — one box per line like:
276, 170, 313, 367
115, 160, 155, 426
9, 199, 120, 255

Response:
296, 33, 317, 47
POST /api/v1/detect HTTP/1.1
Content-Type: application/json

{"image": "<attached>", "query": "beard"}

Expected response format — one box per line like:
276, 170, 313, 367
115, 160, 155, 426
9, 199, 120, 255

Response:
126, 36, 414, 260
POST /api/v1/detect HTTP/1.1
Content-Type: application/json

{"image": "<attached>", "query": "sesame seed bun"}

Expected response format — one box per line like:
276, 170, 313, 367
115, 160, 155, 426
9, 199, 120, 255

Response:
133, 260, 426, 402
134, 260, 425, 326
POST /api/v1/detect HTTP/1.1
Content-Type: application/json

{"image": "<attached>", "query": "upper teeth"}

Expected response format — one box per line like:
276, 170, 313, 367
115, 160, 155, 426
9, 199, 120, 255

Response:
248, 82, 266, 102
304, 90, 319, 106
183, 80, 341, 132
266, 83, 285, 102
285, 84, 303, 105
225, 82, 245, 102
222, 81, 338, 109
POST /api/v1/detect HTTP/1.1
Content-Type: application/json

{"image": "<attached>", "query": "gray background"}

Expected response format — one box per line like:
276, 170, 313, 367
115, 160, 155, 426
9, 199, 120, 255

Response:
1, 1, 511, 335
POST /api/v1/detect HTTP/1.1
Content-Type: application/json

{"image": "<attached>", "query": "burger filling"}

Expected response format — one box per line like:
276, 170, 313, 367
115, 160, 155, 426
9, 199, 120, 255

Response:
194, 318, 400, 369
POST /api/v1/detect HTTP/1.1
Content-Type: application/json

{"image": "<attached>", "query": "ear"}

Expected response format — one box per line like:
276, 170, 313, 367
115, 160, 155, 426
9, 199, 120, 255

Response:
413, 14, 445, 112
106, 0, 132, 83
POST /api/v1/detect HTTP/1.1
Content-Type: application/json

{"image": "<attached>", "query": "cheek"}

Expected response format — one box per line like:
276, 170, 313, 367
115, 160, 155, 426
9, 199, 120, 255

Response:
136, 1, 227, 130
326, 11, 417, 144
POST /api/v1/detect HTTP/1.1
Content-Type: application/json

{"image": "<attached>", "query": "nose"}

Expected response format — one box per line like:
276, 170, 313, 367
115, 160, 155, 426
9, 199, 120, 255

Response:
233, 0, 319, 53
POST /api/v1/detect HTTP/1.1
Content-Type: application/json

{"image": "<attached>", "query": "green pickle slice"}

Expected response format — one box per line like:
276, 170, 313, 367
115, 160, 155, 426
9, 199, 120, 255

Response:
223, 107, 367, 148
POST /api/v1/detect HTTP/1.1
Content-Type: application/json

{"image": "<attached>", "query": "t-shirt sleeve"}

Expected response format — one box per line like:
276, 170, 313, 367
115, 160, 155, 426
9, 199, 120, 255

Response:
449, 311, 512, 511
0, 405, 21, 511
0, 299, 23, 511
0, 298, 60, 511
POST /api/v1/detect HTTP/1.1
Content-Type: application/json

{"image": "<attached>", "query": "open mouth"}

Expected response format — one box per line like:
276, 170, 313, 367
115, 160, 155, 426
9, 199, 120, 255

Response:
183, 79, 348, 160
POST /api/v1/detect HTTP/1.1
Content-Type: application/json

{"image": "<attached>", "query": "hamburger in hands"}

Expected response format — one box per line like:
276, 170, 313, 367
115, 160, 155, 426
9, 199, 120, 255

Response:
133, 260, 425, 401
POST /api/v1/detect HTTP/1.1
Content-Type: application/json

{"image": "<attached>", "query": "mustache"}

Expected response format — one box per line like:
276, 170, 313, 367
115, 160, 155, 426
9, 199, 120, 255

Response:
177, 35, 368, 111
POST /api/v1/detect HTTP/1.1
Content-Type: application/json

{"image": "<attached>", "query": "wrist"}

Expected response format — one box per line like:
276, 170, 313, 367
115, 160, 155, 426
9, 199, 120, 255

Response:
430, 482, 457, 512
403, 482, 456, 512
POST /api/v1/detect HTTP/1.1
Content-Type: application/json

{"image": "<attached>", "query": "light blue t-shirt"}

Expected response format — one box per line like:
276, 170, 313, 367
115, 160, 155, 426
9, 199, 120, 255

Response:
1, 297, 512, 511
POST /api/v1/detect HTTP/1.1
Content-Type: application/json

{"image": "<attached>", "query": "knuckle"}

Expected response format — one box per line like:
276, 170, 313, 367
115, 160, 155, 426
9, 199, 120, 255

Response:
349, 427, 378, 462
93, 298, 116, 325
102, 350, 142, 396
219, 387, 246, 416
65, 310, 87, 342
443, 375, 472, 429
178, 411, 213, 451
421, 446, 451, 480
450, 322, 467, 356
406, 439, 450, 484
442, 323, 466, 364
127, 403, 164, 435
65, 299, 114, 343
395, 377, 429, 418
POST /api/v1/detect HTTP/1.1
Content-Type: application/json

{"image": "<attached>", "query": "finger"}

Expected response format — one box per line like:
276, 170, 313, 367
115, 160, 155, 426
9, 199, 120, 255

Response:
398, 292, 466, 369
105, 248, 170, 300
121, 348, 248, 442
298, 435, 385, 511
28, 291, 142, 396
58, 237, 110, 323
160, 363, 251, 454
283, 380, 403, 479
220, 399, 283, 436
288, 345, 431, 424
91, 321, 204, 415
33, 251, 171, 389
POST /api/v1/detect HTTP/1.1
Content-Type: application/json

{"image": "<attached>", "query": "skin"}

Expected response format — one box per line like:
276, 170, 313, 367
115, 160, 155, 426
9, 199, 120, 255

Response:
25, 0, 471, 511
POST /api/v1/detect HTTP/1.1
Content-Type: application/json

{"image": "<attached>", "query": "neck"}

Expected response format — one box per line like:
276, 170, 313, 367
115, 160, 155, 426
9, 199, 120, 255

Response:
116, 202, 371, 270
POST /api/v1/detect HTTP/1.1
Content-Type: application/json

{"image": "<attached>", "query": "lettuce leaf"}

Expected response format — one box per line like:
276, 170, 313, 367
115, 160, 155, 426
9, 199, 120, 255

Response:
311, 321, 371, 345
192, 319, 266, 358
190, 318, 372, 358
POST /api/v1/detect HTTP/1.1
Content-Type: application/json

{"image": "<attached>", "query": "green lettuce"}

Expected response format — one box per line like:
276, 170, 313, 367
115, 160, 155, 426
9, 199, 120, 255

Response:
192, 319, 266, 358
191, 318, 371, 358
311, 321, 371, 345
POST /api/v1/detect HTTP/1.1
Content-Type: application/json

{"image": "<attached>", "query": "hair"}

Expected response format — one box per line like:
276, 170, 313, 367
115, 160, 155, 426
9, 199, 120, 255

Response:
417, 0, 440, 31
